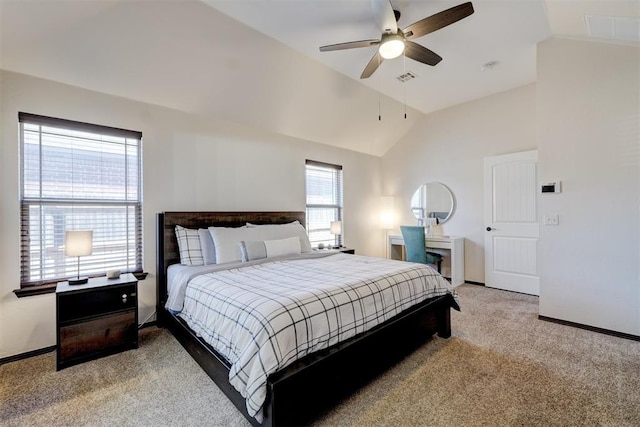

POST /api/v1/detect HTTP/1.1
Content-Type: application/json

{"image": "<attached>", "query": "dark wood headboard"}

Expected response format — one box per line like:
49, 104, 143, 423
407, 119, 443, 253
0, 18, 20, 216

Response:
155, 211, 306, 324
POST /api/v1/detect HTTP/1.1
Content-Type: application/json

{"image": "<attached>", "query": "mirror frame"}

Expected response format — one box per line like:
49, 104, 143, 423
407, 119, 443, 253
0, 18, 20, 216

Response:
410, 182, 455, 225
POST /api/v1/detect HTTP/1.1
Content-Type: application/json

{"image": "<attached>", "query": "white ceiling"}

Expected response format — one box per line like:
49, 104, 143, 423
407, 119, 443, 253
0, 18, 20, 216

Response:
207, 0, 551, 115
1, 1, 638, 156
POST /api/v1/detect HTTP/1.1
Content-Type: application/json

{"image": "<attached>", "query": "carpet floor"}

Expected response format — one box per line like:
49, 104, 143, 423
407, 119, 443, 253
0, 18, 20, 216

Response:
2, 284, 639, 426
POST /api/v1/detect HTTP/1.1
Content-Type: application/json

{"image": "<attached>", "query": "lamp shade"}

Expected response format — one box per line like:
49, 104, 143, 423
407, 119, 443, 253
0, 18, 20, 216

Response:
380, 196, 395, 229
65, 230, 93, 257
330, 221, 342, 235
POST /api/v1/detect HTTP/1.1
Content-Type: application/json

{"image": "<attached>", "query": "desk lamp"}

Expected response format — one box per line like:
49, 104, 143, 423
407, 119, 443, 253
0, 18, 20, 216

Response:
65, 230, 93, 285
330, 221, 342, 249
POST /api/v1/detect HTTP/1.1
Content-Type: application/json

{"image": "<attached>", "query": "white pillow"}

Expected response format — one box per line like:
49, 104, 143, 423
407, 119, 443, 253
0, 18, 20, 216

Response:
246, 220, 301, 227
265, 236, 301, 258
244, 221, 312, 253
208, 226, 253, 264
239, 236, 301, 262
175, 225, 204, 266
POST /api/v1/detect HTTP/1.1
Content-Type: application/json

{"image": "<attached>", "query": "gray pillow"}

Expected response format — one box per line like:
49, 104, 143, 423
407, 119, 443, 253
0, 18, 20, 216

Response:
239, 240, 267, 262
239, 236, 301, 262
198, 228, 216, 264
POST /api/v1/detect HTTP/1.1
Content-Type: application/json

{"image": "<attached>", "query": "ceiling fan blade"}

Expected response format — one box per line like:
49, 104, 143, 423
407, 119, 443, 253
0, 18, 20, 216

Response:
371, 0, 398, 34
404, 41, 442, 66
360, 52, 384, 79
319, 39, 380, 52
402, 2, 474, 40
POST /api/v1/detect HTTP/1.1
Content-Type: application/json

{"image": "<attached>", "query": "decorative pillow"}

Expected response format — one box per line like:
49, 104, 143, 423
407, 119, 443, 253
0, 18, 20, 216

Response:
175, 225, 204, 266
198, 228, 216, 264
265, 236, 301, 258
239, 240, 268, 262
244, 221, 312, 253
239, 236, 301, 262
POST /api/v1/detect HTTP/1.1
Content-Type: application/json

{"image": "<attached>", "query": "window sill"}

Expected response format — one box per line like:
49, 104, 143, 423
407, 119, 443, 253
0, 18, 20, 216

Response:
14, 283, 57, 298
14, 271, 148, 298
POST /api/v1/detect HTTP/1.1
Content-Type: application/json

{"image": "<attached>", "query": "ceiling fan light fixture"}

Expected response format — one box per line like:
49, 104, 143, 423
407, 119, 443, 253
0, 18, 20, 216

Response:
379, 35, 405, 59
319, 1, 474, 79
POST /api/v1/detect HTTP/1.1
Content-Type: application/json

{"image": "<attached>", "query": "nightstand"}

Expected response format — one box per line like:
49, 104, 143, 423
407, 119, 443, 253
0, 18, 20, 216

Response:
56, 273, 138, 370
337, 247, 355, 254
314, 247, 355, 255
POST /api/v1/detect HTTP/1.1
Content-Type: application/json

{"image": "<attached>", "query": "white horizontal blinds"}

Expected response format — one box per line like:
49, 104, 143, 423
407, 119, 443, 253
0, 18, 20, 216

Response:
305, 160, 343, 248
19, 113, 143, 286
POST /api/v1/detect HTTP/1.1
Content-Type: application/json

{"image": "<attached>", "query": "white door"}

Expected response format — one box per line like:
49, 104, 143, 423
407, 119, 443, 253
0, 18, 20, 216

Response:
484, 150, 539, 295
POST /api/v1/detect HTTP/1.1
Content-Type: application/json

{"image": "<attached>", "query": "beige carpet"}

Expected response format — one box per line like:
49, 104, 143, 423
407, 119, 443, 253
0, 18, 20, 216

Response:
2, 284, 639, 426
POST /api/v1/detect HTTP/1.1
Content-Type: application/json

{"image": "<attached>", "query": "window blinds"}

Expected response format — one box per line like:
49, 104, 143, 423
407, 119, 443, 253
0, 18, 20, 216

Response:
305, 160, 343, 248
19, 113, 143, 286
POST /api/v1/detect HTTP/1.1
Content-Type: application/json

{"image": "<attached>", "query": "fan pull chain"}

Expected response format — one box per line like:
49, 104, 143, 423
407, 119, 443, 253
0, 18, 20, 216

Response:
378, 54, 382, 121
403, 53, 407, 119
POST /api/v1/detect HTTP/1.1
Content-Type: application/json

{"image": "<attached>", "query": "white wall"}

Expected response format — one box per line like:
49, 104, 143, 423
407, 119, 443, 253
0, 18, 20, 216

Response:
0, 70, 383, 358
383, 37, 640, 336
4, 37, 637, 358
381, 84, 538, 283
537, 38, 640, 335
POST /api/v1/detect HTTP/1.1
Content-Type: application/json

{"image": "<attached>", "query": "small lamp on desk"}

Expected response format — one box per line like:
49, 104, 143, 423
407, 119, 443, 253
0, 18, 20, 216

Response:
330, 221, 342, 249
380, 196, 395, 230
65, 230, 93, 285
381, 196, 395, 258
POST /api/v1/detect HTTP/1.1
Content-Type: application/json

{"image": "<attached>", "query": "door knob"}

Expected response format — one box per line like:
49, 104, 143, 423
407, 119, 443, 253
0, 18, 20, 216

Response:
486, 227, 492, 231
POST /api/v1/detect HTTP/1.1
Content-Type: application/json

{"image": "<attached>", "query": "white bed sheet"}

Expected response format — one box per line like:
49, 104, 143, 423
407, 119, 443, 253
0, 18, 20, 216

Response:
166, 252, 335, 312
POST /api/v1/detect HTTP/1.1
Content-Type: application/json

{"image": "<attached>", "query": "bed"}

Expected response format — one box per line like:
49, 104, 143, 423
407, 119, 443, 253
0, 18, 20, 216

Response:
156, 211, 459, 427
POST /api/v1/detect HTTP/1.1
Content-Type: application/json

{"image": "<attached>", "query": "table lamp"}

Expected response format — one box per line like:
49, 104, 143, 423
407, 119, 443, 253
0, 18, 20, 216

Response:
65, 230, 93, 285
380, 196, 394, 230
330, 220, 342, 249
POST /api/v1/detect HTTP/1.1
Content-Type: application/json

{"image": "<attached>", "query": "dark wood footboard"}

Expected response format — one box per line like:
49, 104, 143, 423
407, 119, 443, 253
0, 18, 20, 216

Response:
164, 293, 454, 427
156, 211, 456, 427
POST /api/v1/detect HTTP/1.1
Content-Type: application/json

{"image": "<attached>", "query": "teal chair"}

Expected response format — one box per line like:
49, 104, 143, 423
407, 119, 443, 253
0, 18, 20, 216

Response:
400, 225, 443, 273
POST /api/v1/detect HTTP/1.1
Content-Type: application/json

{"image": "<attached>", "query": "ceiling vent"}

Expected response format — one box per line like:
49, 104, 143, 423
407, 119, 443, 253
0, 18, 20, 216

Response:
396, 72, 418, 83
585, 15, 640, 43
481, 61, 499, 72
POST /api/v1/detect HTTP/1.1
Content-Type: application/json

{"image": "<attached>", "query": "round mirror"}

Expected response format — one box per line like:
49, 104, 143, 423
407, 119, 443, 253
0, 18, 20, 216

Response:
410, 182, 455, 224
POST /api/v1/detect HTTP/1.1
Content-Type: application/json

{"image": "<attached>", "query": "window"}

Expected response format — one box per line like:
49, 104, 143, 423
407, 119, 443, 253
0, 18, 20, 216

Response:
305, 160, 343, 248
19, 112, 143, 288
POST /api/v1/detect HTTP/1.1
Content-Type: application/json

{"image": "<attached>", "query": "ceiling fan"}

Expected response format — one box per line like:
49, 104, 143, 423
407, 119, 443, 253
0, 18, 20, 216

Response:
319, 0, 474, 79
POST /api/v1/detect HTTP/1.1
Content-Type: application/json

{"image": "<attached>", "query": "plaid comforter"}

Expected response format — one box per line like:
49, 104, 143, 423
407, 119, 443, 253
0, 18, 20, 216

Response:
178, 253, 458, 422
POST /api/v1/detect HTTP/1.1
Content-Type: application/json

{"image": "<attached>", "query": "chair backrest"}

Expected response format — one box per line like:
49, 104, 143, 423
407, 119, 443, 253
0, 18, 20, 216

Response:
400, 225, 427, 264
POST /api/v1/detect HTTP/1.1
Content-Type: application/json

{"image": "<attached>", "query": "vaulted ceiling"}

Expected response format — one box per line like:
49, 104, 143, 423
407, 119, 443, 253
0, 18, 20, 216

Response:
1, 1, 638, 156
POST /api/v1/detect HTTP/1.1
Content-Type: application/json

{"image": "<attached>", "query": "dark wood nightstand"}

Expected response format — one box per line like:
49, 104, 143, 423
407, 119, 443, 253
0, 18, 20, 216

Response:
314, 247, 355, 255
56, 273, 138, 370
337, 247, 355, 254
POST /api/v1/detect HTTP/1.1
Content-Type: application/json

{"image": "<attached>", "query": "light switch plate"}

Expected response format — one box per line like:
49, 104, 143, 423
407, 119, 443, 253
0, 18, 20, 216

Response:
544, 214, 559, 225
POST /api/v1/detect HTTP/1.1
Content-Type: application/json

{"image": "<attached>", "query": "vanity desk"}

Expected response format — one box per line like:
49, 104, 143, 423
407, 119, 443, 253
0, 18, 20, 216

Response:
388, 234, 465, 286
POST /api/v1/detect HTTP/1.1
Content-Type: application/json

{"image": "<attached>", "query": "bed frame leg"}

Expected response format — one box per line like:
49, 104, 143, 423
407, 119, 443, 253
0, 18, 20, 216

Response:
437, 308, 451, 338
